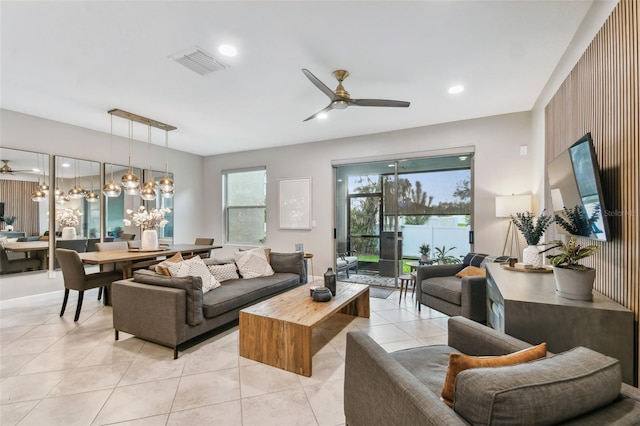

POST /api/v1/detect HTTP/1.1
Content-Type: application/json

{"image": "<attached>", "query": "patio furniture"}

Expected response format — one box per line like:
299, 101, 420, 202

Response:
337, 251, 358, 277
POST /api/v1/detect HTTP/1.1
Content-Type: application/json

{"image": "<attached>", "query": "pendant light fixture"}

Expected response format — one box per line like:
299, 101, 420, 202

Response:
85, 161, 99, 203
55, 159, 70, 206
121, 119, 140, 194
31, 154, 48, 202
140, 124, 157, 201
68, 159, 86, 199
103, 114, 122, 198
158, 129, 174, 197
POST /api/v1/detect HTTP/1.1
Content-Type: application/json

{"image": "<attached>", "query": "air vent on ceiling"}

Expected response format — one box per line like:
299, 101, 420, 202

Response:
170, 47, 228, 76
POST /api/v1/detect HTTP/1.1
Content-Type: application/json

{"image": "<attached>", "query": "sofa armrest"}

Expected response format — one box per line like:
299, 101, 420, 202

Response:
112, 280, 186, 347
416, 264, 465, 284
345, 331, 465, 426
447, 316, 533, 356
460, 276, 487, 322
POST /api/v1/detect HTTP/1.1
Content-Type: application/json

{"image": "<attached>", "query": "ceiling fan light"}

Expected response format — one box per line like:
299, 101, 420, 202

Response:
102, 180, 122, 197
85, 190, 100, 203
159, 176, 174, 192
121, 172, 140, 189
31, 188, 46, 202
331, 100, 348, 110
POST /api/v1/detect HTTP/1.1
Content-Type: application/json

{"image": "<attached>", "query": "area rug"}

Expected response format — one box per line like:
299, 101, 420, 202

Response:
369, 287, 394, 299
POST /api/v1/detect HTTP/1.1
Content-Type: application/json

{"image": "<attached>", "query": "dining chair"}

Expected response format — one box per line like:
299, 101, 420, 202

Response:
194, 237, 215, 258
54, 239, 87, 268
55, 248, 122, 321
119, 233, 136, 241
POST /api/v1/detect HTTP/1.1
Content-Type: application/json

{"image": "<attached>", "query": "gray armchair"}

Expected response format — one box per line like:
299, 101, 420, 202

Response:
416, 253, 508, 322
56, 248, 122, 321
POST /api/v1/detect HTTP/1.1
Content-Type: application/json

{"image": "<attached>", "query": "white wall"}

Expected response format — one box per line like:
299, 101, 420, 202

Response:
204, 111, 534, 277
0, 109, 205, 244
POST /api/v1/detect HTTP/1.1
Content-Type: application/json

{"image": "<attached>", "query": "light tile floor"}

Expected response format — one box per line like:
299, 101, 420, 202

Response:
0, 287, 449, 426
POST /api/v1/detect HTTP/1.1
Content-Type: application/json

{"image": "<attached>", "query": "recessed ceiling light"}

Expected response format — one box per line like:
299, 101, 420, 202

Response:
218, 44, 237, 57
317, 113, 328, 120
62, 163, 70, 168
32, 168, 40, 172
448, 85, 464, 94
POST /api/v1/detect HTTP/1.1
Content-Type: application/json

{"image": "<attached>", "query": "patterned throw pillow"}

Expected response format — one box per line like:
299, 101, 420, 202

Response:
208, 263, 240, 282
167, 255, 221, 293
155, 252, 184, 276
234, 248, 274, 279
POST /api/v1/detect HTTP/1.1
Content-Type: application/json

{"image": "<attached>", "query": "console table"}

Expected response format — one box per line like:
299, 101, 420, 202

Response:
485, 263, 635, 385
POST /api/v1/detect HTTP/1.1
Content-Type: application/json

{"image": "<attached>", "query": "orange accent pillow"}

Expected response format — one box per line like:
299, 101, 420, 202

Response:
455, 265, 486, 278
155, 252, 184, 276
441, 343, 547, 406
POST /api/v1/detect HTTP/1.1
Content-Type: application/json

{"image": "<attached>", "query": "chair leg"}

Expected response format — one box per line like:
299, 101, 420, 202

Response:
115, 330, 119, 341
60, 288, 70, 317
103, 286, 109, 306
74, 291, 85, 322
97, 286, 102, 300
174, 347, 179, 359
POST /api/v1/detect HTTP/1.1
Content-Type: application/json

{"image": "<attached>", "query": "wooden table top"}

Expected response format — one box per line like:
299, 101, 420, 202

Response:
78, 244, 220, 264
241, 281, 369, 328
3, 241, 50, 252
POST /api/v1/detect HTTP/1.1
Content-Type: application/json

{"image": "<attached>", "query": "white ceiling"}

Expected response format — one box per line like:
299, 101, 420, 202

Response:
1, 1, 594, 157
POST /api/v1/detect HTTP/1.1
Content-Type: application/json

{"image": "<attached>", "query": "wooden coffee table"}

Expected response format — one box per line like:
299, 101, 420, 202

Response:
239, 281, 369, 377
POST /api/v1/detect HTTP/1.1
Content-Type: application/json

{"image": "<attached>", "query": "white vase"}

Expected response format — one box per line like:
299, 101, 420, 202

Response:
61, 227, 76, 240
523, 245, 542, 268
6, 224, 13, 231
141, 229, 159, 251
553, 266, 596, 301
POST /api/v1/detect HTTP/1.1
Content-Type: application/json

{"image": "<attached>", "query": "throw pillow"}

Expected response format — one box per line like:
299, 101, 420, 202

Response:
238, 247, 271, 263
455, 265, 486, 278
168, 255, 221, 293
208, 263, 240, 282
234, 248, 274, 279
155, 252, 184, 276
441, 342, 547, 406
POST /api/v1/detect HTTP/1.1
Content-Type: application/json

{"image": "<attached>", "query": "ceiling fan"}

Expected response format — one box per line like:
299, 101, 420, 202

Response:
0, 160, 32, 175
301, 69, 410, 122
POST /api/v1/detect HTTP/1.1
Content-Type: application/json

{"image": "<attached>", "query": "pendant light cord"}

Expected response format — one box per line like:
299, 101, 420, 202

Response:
109, 115, 115, 181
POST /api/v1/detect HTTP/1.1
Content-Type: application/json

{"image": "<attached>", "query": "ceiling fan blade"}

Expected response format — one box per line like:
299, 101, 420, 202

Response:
302, 69, 336, 101
303, 104, 333, 122
349, 99, 410, 108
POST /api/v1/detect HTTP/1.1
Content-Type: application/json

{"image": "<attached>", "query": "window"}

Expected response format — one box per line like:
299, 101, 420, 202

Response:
224, 168, 266, 244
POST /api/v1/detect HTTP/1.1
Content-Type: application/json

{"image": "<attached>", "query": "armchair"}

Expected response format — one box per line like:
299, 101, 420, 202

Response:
336, 251, 358, 277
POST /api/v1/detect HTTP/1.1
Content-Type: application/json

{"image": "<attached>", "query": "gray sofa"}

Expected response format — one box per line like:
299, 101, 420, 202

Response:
111, 251, 306, 358
416, 253, 507, 322
345, 316, 640, 425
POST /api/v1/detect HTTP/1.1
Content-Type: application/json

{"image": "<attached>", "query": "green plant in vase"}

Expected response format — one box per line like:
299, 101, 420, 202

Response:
419, 243, 431, 263
433, 245, 460, 265
510, 211, 554, 268
541, 236, 600, 300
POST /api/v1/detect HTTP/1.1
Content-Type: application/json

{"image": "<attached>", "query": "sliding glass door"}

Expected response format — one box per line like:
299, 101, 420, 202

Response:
334, 153, 473, 287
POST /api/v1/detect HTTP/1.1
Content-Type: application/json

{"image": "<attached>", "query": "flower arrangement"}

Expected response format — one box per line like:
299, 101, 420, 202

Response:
510, 211, 554, 246
56, 209, 81, 227
124, 206, 170, 230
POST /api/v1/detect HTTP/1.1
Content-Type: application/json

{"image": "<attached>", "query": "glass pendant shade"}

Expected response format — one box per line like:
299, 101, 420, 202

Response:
31, 188, 46, 202
121, 171, 140, 189
158, 176, 174, 192
161, 189, 174, 199
102, 180, 122, 197
85, 190, 100, 203
124, 184, 140, 196
68, 186, 86, 199
56, 194, 70, 205
54, 188, 64, 200
140, 180, 157, 201
38, 183, 49, 195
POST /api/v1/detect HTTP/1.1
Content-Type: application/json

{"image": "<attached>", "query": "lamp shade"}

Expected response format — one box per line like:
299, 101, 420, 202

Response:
495, 194, 532, 217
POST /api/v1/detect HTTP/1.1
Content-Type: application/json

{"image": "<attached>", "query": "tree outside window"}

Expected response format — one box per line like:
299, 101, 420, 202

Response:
224, 168, 266, 244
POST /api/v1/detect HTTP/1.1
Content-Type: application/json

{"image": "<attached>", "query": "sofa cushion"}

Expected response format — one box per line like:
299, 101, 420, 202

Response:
455, 265, 486, 278
269, 252, 305, 282
201, 272, 300, 318
133, 269, 204, 326
453, 346, 622, 425
234, 248, 274, 278
441, 342, 547, 406
391, 345, 460, 396
462, 253, 488, 268
422, 277, 463, 305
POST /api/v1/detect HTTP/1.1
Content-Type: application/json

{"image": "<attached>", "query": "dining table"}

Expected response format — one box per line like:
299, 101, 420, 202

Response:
78, 244, 222, 279
3, 241, 50, 269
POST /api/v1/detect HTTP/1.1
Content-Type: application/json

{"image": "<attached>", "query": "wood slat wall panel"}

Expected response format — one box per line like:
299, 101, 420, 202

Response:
545, 0, 639, 385
0, 180, 40, 236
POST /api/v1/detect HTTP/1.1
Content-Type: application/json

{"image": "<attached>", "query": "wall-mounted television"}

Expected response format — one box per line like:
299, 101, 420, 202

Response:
547, 132, 609, 242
